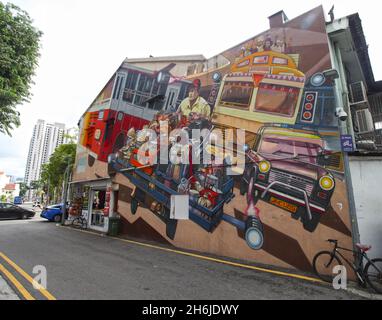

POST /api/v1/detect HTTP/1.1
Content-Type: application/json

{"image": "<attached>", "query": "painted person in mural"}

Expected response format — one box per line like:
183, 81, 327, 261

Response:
177, 79, 211, 120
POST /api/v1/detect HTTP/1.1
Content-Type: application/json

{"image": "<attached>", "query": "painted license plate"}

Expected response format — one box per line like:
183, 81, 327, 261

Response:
270, 197, 298, 213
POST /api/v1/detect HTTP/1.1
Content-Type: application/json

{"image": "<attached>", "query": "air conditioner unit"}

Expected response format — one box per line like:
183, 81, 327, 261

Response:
349, 81, 368, 105
356, 108, 374, 133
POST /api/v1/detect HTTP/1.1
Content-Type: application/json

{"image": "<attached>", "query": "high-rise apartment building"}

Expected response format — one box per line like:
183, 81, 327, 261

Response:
24, 120, 65, 200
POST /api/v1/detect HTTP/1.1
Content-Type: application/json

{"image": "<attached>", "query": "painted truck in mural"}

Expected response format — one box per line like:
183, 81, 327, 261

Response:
109, 112, 264, 250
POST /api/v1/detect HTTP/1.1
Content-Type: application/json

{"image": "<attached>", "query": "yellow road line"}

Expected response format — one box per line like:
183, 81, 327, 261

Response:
0, 252, 56, 300
64, 226, 324, 284
0, 263, 35, 300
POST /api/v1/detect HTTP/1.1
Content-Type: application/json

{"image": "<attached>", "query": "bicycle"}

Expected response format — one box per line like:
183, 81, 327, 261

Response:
71, 212, 88, 230
313, 239, 382, 294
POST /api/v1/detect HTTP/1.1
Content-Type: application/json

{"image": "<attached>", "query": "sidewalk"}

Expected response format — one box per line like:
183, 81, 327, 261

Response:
0, 275, 19, 300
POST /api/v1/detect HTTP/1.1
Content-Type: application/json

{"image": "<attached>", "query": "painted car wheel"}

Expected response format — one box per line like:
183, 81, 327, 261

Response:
245, 227, 264, 250
240, 180, 248, 196
301, 212, 321, 233
54, 215, 62, 223
166, 219, 178, 240
131, 198, 139, 215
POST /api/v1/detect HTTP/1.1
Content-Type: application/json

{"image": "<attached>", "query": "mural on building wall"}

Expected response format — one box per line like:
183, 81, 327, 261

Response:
73, 6, 353, 272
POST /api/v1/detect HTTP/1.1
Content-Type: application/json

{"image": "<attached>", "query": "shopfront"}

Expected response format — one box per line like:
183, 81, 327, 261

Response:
70, 178, 119, 233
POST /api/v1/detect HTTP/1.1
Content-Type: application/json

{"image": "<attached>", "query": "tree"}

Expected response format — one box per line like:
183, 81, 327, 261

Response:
63, 128, 79, 144
0, 2, 42, 135
19, 182, 29, 197
40, 143, 76, 203
30, 180, 41, 190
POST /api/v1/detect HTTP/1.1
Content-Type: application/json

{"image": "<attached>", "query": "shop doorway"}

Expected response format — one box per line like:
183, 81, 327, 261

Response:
90, 189, 106, 228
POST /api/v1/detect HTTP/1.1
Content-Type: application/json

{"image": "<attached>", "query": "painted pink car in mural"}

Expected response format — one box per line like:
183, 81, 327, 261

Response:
241, 126, 335, 232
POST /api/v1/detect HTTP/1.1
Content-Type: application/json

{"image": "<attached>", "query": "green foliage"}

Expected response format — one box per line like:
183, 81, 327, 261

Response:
0, 2, 42, 135
63, 129, 79, 144
40, 143, 77, 191
29, 180, 41, 190
18, 182, 28, 197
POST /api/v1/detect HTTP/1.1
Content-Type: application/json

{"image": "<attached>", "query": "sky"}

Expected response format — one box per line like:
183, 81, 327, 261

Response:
0, 0, 381, 178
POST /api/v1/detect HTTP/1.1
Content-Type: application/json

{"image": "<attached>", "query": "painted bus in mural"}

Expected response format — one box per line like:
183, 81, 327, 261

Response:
80, 64, 192, 164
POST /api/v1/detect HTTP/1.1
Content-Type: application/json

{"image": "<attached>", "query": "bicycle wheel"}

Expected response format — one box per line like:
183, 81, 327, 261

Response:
72, 217, 82, 229
80, 218, 88, 229
364, 258, 382, 294
313, 251, 342, 283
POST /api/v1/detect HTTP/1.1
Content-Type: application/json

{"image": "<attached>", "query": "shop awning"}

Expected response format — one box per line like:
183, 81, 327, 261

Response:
69, 177, 110, 186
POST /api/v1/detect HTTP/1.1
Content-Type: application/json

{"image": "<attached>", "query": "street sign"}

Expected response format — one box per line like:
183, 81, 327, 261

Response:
340, 135, 354, 152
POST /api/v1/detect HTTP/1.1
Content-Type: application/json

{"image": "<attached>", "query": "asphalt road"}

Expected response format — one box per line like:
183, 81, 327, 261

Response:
0, 212, 368, 300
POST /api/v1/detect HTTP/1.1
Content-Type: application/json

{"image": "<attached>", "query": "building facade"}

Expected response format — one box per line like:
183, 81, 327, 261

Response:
0, 171, 20, 202
326, 13, 382, 259
24, 120, 65, 200
70, 6, 379, 274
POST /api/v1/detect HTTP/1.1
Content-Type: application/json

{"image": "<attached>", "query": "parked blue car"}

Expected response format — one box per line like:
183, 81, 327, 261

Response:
40, 204, 63, 222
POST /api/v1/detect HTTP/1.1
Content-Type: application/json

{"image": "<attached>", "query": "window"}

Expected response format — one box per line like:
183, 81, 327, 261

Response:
123, 72, 139, 103
219, 81, 254, 109
134, 74, 154, 107
272, 57, 288, 65
375, 121, 382, 130
112, 75, 123, 99
254, 84, 299, 117
253, 56, 269, 64
259, 136, 322, 164
236, 59, 250, 68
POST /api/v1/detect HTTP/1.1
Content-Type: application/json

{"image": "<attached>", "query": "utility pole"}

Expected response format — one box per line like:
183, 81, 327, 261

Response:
61, 160, 73, 225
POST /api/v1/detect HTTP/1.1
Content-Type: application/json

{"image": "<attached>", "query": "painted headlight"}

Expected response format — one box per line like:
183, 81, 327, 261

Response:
319, 175, 334, 191
258, 161, 271, 173
212, 72, 221, 82
310, 72, 325, 87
